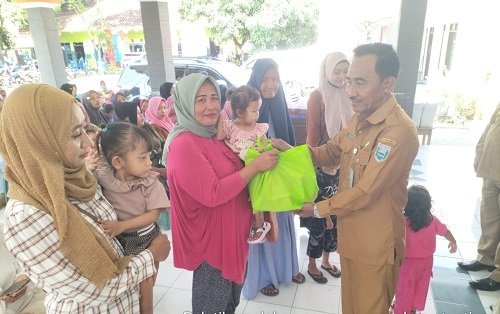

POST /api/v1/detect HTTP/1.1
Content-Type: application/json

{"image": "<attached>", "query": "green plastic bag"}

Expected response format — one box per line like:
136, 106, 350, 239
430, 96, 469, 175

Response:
245, 137, 318, 212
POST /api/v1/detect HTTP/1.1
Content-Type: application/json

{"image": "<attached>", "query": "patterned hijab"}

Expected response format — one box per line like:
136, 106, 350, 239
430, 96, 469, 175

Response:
319, 52, 353, 138
164, 73, 221, 150
248, 58, 296, 145
0, 84, 130, 287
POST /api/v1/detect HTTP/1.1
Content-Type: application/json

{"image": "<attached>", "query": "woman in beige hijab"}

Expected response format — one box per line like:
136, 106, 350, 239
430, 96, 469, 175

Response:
302, 52, 353, 284
0, 84, 169, 313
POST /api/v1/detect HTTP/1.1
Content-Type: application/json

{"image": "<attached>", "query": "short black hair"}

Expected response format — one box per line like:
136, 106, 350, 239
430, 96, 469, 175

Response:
404, 185, 433, 232
60, 83, 76, 95
353, 43, 399, 80
103, 103, 114, 114
97, 122, 153, 166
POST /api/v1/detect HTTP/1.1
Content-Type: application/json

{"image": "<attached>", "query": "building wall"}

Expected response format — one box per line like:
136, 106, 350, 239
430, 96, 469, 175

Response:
421, 0, 500, 116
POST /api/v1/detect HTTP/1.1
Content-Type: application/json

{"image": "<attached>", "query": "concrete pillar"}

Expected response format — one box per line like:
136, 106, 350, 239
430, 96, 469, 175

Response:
25, 7, 67, 87
394, 0, 428, 116
140, 0, 175, 93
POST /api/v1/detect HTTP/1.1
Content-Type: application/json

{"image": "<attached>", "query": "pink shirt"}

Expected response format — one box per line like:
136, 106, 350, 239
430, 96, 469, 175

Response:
405, 215, 448, 258
167, 132, 253, 284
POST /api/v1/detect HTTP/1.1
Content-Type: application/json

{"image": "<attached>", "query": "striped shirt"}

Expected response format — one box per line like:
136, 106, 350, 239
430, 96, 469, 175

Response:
2, 188, 156, 313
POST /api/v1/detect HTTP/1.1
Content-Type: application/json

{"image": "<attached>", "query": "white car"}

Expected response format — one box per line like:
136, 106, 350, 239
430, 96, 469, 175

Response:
121, 52, 147, 68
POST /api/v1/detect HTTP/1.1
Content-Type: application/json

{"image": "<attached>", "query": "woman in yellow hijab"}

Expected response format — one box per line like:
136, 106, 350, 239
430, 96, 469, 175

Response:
0, 84, 169, 313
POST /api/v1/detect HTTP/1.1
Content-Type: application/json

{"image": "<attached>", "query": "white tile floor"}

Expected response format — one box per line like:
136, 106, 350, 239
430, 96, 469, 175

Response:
152, 225, 440, 314
1, 126, 499, 313
151, 126, 500, 314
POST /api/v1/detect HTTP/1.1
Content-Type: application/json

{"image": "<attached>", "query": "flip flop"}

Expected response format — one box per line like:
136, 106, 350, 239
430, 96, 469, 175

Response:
307, 270, 327, 284
292, 272, 306, 284
321, 265, 341, 278
260, 284, 279, 296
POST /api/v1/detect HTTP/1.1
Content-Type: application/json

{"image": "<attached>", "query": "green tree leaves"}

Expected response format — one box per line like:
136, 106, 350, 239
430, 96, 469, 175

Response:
179, 0, 318, 51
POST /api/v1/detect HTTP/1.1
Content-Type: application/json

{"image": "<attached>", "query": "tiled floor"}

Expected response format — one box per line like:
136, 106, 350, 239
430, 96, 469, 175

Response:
150, 125, 499, 313
1, 125, 499, 313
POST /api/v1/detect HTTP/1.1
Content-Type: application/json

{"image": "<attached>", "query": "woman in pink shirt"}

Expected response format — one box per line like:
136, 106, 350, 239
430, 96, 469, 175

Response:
393, 185, 457, 314
165, 73, 278, 314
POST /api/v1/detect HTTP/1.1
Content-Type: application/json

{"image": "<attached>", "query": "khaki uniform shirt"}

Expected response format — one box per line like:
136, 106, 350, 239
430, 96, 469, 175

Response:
309, 96, 419, 265
475, 103, 500, 181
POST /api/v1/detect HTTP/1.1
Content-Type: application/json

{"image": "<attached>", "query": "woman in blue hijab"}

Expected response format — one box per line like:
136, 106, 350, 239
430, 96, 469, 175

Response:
243, 58, 304, 298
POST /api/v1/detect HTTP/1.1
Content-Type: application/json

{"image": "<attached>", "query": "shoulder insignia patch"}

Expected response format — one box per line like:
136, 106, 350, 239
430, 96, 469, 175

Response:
379, 137, 397, 146
374, 142, 391, 162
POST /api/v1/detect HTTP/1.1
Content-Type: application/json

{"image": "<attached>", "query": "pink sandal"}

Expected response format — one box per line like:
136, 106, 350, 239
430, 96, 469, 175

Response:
248, 222, 271, 244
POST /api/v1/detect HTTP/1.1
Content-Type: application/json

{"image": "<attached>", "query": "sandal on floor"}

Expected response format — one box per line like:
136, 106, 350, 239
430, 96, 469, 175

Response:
248, 222, 271, 244
292, 272, 306, 284
260, 284, 279, 296
307, 270, 327, 284
321, 265, 341, 278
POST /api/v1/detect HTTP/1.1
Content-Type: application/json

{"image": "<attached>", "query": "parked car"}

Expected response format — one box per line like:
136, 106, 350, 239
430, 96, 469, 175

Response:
117, 57, 308, 144
121, 52, 147, 68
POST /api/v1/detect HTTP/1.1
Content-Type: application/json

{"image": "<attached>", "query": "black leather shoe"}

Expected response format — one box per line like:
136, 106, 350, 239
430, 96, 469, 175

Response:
469, 277, 500, 291
457, 260, 496, 272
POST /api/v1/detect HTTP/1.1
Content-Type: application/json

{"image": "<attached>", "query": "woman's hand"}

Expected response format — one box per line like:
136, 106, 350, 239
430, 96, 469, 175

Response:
251, 149, 279, 172
100, 220, 126, 237
239, 149, 279, 183
271, 138, 293, 151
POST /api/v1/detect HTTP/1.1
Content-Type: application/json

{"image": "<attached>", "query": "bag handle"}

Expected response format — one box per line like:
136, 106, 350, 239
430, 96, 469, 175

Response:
255, 136, 273, 151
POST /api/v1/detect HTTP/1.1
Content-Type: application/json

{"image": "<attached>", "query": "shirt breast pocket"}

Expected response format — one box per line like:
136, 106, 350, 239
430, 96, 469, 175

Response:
354, 149, 371, 182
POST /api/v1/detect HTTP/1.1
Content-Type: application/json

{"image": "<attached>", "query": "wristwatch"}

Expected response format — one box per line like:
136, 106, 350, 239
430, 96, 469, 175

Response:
313, 204, 322, 218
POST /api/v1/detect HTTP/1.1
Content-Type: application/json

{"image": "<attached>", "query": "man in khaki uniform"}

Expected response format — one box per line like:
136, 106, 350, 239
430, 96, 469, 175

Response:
303, 43, 419, 313
457, 104, 500, 291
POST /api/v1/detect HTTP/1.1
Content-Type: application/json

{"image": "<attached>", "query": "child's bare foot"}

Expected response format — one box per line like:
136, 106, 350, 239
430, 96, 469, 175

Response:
248, 222, 271, 244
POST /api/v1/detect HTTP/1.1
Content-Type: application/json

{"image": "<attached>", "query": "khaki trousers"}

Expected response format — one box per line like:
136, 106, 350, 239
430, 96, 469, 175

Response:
340, 255, 400, 314
477, 179, 500, 281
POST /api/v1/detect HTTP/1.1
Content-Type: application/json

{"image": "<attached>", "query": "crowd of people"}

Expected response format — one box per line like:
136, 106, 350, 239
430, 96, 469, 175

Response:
0, 42, 498, 314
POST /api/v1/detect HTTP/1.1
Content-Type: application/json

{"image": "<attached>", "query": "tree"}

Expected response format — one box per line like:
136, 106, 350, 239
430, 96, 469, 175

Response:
0, 1, 17, 50
179, 0, 318, 52
0, 0, 19, 61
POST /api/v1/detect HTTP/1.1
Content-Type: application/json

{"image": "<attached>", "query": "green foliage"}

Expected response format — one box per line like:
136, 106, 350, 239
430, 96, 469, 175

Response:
0, 26, 14, 50
179, 0, 318, 51
60, 0, 87, 14
0, 0, 18, 50
250, 0, 318, 49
